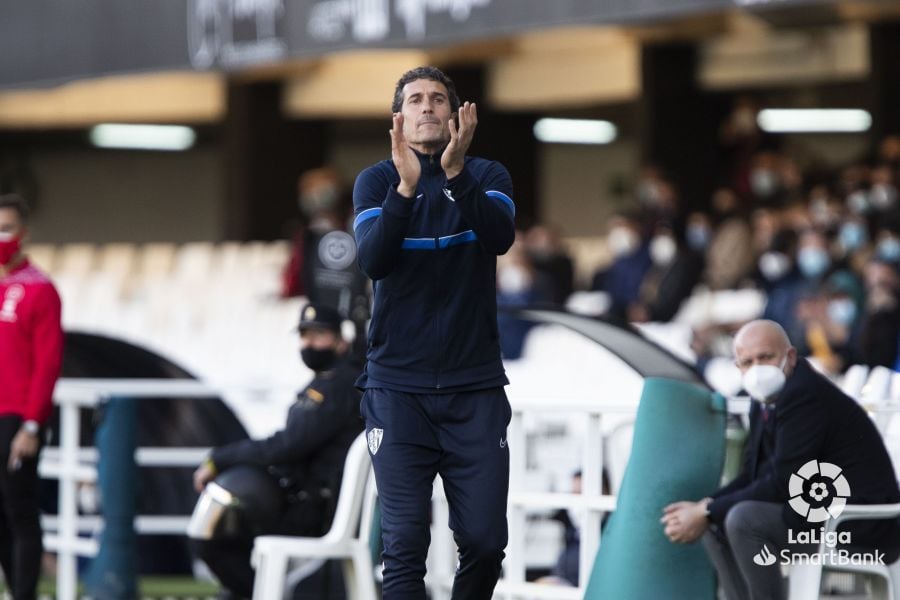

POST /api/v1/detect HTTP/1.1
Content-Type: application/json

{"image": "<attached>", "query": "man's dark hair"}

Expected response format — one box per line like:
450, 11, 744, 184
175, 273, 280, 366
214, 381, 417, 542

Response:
0, 193, 29, 224
391, 66, 460, 114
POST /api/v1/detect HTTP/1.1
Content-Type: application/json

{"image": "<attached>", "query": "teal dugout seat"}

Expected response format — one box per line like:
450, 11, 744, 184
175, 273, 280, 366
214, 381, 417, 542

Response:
584, 377, 726, 600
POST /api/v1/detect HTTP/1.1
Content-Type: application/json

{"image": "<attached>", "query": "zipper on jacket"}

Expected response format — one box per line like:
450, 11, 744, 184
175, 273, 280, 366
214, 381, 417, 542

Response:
434, 180, 444, 389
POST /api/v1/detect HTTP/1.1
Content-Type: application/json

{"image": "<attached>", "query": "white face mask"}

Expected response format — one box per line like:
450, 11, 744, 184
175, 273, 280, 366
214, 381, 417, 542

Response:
742, 356, 788, 402
607, 228, 639, 257
649, 235, 677, 266
758, 251, 791, 281
498, 265, 531, 294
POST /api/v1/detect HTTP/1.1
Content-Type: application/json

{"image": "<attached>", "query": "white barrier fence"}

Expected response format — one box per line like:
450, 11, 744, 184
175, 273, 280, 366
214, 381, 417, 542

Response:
41, 379, 899, 600
44, 380, 642, 600
42, 379, 222, 600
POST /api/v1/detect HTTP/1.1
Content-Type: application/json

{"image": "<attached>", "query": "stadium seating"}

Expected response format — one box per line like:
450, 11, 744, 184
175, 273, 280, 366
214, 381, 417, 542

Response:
33, 240, 304, 436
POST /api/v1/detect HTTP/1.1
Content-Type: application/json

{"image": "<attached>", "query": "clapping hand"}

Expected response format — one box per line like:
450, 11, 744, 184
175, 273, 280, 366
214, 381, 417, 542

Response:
441, 101, 477, 180
390, 113, 420, 198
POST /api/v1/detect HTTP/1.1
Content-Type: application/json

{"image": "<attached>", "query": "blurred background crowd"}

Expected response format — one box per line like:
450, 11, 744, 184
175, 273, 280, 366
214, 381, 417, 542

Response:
497, 123, 900, 378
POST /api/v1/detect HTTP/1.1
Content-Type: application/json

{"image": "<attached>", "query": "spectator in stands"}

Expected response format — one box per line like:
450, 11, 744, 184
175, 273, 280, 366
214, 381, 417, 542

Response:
281, 167, 345, 298
868, 164, 898, 215
524, 224, 574, 307
635, 165, 680, 233
0, 194, 64, 600
874, 223, 900, 266
591, 212, 651, 321
878, 134, 900, 172
755, 229, 804, 340
497, 233, 551, 359
704, 188, 754, 290
795, 229, 834, 284
662, 319, 900, 600
807, 185, 843, 234
281, 167, 371, 362
835, 213, 872, 275
748, 151, 788, 208
797, 274, 865, 375
685, 212, 713, 254
629, 223, 703, 323
750, 207, 781, 259
856, 259, 900, 369
718, 96, 778, 199
190, 304, 362, 600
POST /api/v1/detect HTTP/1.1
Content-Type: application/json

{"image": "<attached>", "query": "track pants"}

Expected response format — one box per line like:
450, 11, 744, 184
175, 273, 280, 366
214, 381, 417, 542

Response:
361, 387, 510, 600
0, 416, 43, 600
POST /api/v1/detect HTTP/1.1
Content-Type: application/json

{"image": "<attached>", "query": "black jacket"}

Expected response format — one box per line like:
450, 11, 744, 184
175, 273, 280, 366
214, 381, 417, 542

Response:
211, 359, 363, 500
710, 359, 900, 555
352, 149, 516, 390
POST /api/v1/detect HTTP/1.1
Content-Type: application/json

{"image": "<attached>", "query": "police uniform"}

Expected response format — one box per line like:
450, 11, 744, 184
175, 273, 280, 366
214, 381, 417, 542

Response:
192, 305, 363, 599
354, 143, 516, 599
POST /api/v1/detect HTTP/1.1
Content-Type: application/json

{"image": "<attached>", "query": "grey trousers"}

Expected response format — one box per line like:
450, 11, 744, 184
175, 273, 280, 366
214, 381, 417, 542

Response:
701, 500, 815, 600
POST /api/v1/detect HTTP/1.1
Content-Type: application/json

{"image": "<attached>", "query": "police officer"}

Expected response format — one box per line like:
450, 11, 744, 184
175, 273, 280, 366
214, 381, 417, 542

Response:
190, 304, 363, 599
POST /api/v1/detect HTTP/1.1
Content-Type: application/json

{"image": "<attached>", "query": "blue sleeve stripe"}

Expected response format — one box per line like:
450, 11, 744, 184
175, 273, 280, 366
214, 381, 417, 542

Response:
401, 237, 437, 250
439, 230, 477, 248
353, 207, 383, 231
486, 190, 515, 216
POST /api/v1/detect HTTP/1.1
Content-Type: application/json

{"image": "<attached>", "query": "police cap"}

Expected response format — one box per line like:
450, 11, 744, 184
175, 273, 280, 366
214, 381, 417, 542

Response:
298, 303, 343, 334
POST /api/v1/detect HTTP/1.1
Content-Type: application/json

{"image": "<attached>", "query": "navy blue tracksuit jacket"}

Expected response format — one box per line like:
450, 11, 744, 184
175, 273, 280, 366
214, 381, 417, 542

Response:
352, 149, 516, 389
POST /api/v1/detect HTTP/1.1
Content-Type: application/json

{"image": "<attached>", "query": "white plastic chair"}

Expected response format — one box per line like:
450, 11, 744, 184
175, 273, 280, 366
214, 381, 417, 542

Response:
840, 364, 870, 399
789, 503, 900, 600
251, 433, 377, 600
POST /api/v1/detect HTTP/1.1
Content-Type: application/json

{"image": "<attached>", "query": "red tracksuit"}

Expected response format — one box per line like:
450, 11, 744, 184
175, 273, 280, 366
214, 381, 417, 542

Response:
0, 260, 64, 425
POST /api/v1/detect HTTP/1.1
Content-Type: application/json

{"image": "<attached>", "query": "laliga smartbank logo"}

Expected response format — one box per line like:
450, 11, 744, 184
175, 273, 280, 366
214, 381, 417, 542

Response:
788, 460, 850, 522
752, 460, 885, 568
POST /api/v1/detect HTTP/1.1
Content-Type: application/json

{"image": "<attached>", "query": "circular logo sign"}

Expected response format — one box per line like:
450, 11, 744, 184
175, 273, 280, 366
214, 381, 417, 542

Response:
787, 460, 851, 523
318, 230, 357, 271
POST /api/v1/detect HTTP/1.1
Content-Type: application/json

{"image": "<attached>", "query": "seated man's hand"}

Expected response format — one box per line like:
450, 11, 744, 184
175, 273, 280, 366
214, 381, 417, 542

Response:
193, 461, 216, 493
660, 499, 710, 544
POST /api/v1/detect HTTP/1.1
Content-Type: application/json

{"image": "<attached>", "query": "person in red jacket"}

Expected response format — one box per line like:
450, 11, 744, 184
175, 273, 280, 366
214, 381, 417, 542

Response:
0, 194, 64, 600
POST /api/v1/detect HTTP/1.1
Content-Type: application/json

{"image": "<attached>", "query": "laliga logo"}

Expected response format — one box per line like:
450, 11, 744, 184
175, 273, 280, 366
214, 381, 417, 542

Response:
788, 460, 851, 523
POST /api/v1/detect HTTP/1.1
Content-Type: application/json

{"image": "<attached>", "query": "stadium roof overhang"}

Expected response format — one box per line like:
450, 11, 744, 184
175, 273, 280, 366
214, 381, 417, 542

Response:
1, 0, 898, 127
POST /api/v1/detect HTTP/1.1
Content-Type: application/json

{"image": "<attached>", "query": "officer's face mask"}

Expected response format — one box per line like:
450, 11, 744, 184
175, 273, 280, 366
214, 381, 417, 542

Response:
301, 346, 338, 372
742, 356, 788, 403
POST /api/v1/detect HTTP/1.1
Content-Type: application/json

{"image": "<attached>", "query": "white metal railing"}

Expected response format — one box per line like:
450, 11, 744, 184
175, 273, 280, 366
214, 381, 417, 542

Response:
422, 397, 637, 600
43, 378, 899, 600
44, 378, 222, 600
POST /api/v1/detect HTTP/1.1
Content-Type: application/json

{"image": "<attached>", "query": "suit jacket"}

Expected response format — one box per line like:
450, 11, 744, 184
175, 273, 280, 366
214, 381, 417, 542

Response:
709, 359, 900, 556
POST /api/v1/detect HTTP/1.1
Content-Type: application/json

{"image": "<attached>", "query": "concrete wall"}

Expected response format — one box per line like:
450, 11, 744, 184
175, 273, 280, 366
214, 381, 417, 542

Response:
539, 139, 639, 237
24, 145, 223, 244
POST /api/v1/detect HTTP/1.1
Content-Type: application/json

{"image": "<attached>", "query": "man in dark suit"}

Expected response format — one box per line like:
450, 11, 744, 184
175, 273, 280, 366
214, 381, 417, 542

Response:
661, 319, 900, 600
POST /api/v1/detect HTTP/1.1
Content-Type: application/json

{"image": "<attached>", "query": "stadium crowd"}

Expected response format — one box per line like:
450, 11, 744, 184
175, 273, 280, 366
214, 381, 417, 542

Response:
497, 118, 900, 376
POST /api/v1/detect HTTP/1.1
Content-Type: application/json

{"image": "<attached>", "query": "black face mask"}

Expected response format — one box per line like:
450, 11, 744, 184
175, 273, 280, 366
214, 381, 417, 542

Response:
301, 347, 338, 372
